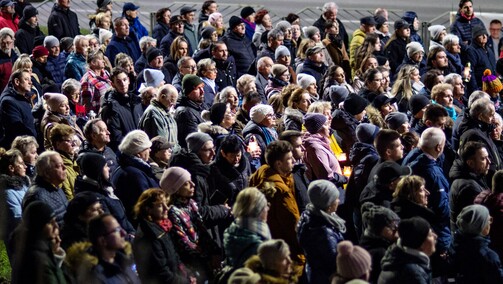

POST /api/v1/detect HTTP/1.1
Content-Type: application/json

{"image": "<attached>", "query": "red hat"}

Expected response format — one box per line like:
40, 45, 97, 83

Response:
32, 45, 49, 58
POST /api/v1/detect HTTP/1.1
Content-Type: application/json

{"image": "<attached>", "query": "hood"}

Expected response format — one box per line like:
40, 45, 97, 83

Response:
349, 142, 378, 164
365, 105, 386, 129
283, 107, 304, 123
381, 243, 429, 272
198, 121, 229, 136
331, 108, 358, 130
65, 241, 133, 275
169, 149, 210, 177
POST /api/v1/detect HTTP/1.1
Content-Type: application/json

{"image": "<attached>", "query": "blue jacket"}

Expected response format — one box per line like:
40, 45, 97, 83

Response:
127, 16, 148, 41
64, 52, 86, 81
105, 33, 141, 66
0, 86, 37, 148
23, 176, 68, 227
1, 174, 29, 241
46, 53, 66, 84
450, 12, 486, 50
152, 21, 170, 45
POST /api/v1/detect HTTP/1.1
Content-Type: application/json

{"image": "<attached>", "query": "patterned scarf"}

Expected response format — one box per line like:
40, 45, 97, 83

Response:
235, 217, 272, 240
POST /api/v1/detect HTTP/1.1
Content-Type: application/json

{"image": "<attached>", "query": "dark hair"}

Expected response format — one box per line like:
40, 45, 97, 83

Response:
210, 41, 226, 52
423, 104, 448, 123
492, 170, 503, 193
426, 46, 446, 68
460, 141, 486, 164
49, 124, 75, 148
88, 213, 113, 247
0, 148, 22, 174
285, 13, 300, 24
220, 134, 244, 154
279, 130, 303, 144
110, 67, 128, 81
458, 0, 472, 9
255, 9, 269, 25
490, 19, 502, 26
422, 69, 443, 90
265, 140, 292, 166
242, 91, 262, 104
374, 129, 401, 158
400, 131, 419, 153
364, 68, 381, 85
155, 8, 171, 22
83, 118, 103, 142
9, 68, 29, 84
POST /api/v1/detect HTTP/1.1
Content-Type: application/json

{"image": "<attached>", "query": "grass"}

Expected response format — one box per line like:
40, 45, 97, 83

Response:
0, 242, 11, 284
38, 26, 90, 37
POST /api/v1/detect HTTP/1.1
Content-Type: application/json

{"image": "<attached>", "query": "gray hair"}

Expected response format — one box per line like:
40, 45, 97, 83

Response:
419, 127, 445, 150
443, 73, 462, 85
257, 56, 273, 68
322, 2, 338, 13
0, 27, 14, 40
470, 97, 493, 118
442, 34, 459, 48
139, 36, 157, 50
83, 118, 103, 141
468, 91, 490, 108
177, 56, 194, 68
236, 74, 255, 94
35, 151, 60, 179
267, 28, 284, 40
218, 86, 237, 103
61, 78, 81, 95
495, 112, 503, 125
85, 34, 99, 43
11, 135, 39, 154
73, 35, 88, 47
196, 58, 215, 74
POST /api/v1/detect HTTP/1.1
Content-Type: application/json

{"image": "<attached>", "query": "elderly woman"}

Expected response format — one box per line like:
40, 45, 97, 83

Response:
139, 84, 179, 145
453, 205, 503, 284
242, 104, 278, 158
244, 239, 296, 283
236, 74, 257, 103
283, 87, 311, 131
11, 135, 39, 180
80, 50, 112, 113
61, 79, 86, 119
431, 83, 459, 120
223, 187, 271, 268
197, 58, 218, 108
111, 130, 159, 222
133, 188, 195, 284
443, 34, 464, 75
252, 9, 272, 48
265, 64, 290, 99
298, 74, 318, 101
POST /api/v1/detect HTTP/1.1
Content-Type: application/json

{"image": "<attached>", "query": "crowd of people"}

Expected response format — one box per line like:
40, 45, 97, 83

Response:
1, 0, 503, 283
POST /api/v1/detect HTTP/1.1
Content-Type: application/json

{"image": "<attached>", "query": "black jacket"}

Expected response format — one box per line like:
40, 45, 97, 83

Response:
292, 163, 310, 214
346, 142, 379, 209
0, 86, 37, 148
359, 234, 393, 284
174, 96, 204, 149
222, 30, 256, 77
214, 56, 237, 90
47, 4, 80, 39
385, 37, 408, 75
391, 197, 437, 225
331, 108, 360, 155
15, 19, 44, 55
378, 243, 432, 284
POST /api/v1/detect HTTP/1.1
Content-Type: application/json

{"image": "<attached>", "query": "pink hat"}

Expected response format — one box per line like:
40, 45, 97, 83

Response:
43, 92, 68, 112
160, 167, 191, 195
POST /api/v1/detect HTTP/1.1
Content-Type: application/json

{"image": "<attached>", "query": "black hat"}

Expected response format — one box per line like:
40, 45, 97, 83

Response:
375, 161, 411, 185
240, 6, 255, 19
229, 16, 243, 30
409, 95, 430, 116
22, 5, 38, 20
361, 202, 400, 236
201, 26, 216, 39
23, 201, 55, 232
344, 94, 369, 116
399, 217, 431, 249
169, 15, 183, 25
97, 0, 111, 9
372, 94, 397, 110
305, 46, 325, 57
78, 152, 107, 181
180, 6, 197, 15
394, 19, 411, 30
472, 25, 488, 39
60, 37, 74, 52
360, 16, 377, 26
146, 47, 163, 63
151, 136, 174, 154
66, 192, 101, 221
375, 15, 387, 30
210, 102, 228, 125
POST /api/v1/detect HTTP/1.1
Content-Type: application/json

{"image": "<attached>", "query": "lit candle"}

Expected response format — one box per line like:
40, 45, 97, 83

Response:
337, 153, 347, 162
343, 166, 352, 177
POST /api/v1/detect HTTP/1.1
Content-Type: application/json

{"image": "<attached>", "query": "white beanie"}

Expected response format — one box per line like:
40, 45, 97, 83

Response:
406, 42, 424, 58
250, 104, 274, 124
428, 25, 446, 41
298, 74, 317, 89
144, 69, 164, 88
118, 130, 152, 155
43, 93, 68, 112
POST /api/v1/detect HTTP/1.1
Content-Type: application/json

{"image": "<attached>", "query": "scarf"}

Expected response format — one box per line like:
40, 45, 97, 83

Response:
156, 219, 173, 232
201, 77, 217, 93
260, 126, 278, 144
460, 12, 475, 21
235, 217, 272, 240
306, 203, 346, 233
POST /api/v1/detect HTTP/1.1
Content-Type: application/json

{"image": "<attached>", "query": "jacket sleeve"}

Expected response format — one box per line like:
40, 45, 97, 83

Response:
100, 104, 123, 150
1, 99, 36, 137
175, 108, 199, 148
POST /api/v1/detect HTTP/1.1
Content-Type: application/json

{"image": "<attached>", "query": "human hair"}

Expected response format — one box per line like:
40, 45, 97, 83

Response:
0, 148, 22, 174
87, 49, 104, 64
62, 78, 81, 97
308, 101, 331, 113
11, 135, 38, 155
467, 91, 490, 108
442, 34, 459, 51
322, 2, 338, 13
176, 56, 193, 69
279, 130, 303, 144
113, 17, 127, 28
363, 68, 381, 86
320, 64, 343, 88
196, 58, 215, 77
232, 187, 268, 219
242, 91, 261, 105
374, 129, 401, 158
460, 141, 486, 164
458, 0, 472, 9
170, 36, 189, 63
490, 19, 502, 26
217, 86, 237, 103
49, 124, 75, 147
0, 27, 14, 40
443, 73, 462, 86
385, 27, 410, 50
358, 55, 378, 78
285, 13, 300, 24
88, 213, 113, 247
236, 74, 255, 95
255, 9, 269, 25
220, 134, 243, 154
83, 118, 103, 141
419, 127, 445, 149
95, 12, 111, 27
427, 46, 446, 68
393, 175, 426, 204
492, 170, 503, 193
139, 36, 156, 52
353, 34, 380, 75
423, 104, 448, 123
296, 38, 316, 59
267, 28, 284, 41
155, 8, 171, 22
9, 68, 30, 85
12, 54, 32, 73
375, 8, 387, 18
268, 93, 284, 116
201, 0, 215, 13
401, 131, 420, 153
469, 97, 493, 118
280, 84, 301, 108
288, 88, 308, 108
73, 35, 88, 49
110, 67, 128, 81
35, 150, 60, 179
265, 140, 292, 166
134, 188, 166, 220
431, 83, 453, 102
391, 65, 417, 102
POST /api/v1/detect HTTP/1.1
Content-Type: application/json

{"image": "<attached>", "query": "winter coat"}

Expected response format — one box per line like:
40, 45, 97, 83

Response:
346, 142, 379, 209
160, 30, 191, 57
349, 29, 367, 73
242, 120, 276, 157
59, 152, 79, 200
359, 234, 393, 284
60, 217, 87, 250
46, 53, 66, 85
41, 110, 85, 150
0, 86, 37, 148
453, 233, 503, 284
80, 69, 113, 113
133, 218, 190, 284
385, 37, 408, 74
111, 153, 159, 222
297, 58, 328, 85
23, 176, 68, 227
214, 56, 237, 90
449, 159, 489, 230
360, 180, 394, 208
292, 163, 310, 213
303, 133, 346, 186
313, 16, 349, 49
174, 96, 205, 149
47, 4, 80, 39
283, 107, 304, 131
223, 219, 270, 268
139, 99, 178, 145
127, 16, 148, 41
153, 21, 170, 45
464, 40, 496, 91
15, 19, 44, 55
0, 174, 29, 240
331, 108, 360, 155
450, 12, 486, 48
184, 23, 198, 56
222, 30, 257, 77
65, 52, 86, 81
378, 243, 432, 284
390, 197, 437, 226
476, 190, 503, 260
78, 142, 118, 176
297, 204, 345, 284
0, 49, 17, 92
105, 34, 141, 66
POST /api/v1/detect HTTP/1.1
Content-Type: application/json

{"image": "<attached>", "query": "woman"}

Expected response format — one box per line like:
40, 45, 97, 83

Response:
351, 34, 382, 78
390, 175, 436, 225
244, 239, 296, 283
111, 130, 159, 222
453, 205, 503, 284
384, 19, 411, 74
391, 64, 421, 113
283, 88, 311, 131
253, 9, 272, 48
217, 86, 241, 115
354, 56, 379, 95
197, 58, 218, 108
223, 187, 271, 268
164, 36, 190, 79
200, 102, 243, 142
321, 65, 354, 100
297, 74, 316, 100
236, 75, 258, 105
207, 12, 225, 38
11, 135, 38, 180
265, 64, 290, 99
74, 152, 135, 237
431, 83, 459, 120
297, 180, 347, 284
153, 8, 171, 45
242, 104, 278, 158
308, 101, 345, 157
61, 79, 86, 120
80, 50, 112, 114
162, 167, 221, 283
133, 188, 195, 284
331, 94, 369, 155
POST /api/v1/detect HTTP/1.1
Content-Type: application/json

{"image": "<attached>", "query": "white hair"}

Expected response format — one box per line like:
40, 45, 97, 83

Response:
419, 127, 445, 150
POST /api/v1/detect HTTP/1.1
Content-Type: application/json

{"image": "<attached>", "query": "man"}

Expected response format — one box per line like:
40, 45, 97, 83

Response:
136, 47, 172, 87
160, 15, 189, 57
449, 141, 490, 230
349, 16, 376, 72
464, 25, 496, 93
367, 129, 404, 183
0, 0, 18, 32
23, 151, 68, 226
180, 6, 197, 56
100, 67, 143, 151
255, 56, 273, 103
297, 46, 328, 85
279, 130, 309, 213
257, 28, 284, 60
443, 34, 464, 76
64, 35, 89, 80
31, 46, 52, 88
15, 5, 42, 55
105, 17, 141, 66
240, 6, 255, 41
171, 56, 196, 93
44, 35, 66, 85
249, 140, 304, 268
0, 27, 17, 91
174, 74, 205, 148
424, 46, 449, 75
222, 15, 256, 78
313, 2, 348, 48
488, 19, 502, 61
236, 90, 261, 126
211, 41, 237, 91
79, 118, 118, 175
134, 36, 157, 74
450, 0, 486, 49
0, 69, 36, 148
47, 0, 80, 39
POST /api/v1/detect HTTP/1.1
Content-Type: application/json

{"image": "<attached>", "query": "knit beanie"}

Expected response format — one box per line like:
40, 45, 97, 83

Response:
201, 26, 216, 40
385, 112, 409, 131
308, 179, 339, 210
328, 86, 348, 105
43, 92, 68, 112
298, 74, 316, 89
150, 136, 173, 155
60, 37, 74, 52
250, 104, 274, 124
303, 113, 327, 134
457, 204, 490, 235
97, 0, 111, 9
146, 47, 163, 63
23, 201, 55, 232
118, 130, 152, 155
160, 166, 192, 195
258, 240, 290, 270
240, 6, 255, 19
409, 95, 430, 116
210, 102, 227, 125
344, 94, 369, 116
303, 26, 319, 39
398, 217, 431, 249
78, 152, 107, 181
182, 74, 204, 96
186, 132, 213, 153
44, 35, 59, 48
361, 202, 400, 236
229, 15, 243, 30
271, 64, 288, 78
375, 15, 387, 30
32, 45, 49, 58
406, 42, 424, 58
66, 192, 101, 220
275, 20, 292, 33
472, 25, 488, 39
428, 25, 446, 41
482, 69, 503, 94
356, 123, 380, 144
228, 267, 261, 284
22, 5, 38, 20
144, 69, 164, 87
274, 45, 290, 60
402, 11, 418, 25
336, 241, 372, 280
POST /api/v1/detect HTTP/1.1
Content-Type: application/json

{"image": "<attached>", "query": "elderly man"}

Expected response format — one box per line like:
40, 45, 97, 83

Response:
257, 28, 284, 60
134, 36, 157, 74
23, 151, 68, 226
313, 2, 348, 48
255, 56, 273, 103
174, 74, 205, 148
47, 0, 80, 39
64, 35, 89, 80
105, 17, 141, 65
0, 27, 16, 91
222, 15, 256, 77
0, 0, 18, 32
44, 35, 66, 85
79, 118, 118, 174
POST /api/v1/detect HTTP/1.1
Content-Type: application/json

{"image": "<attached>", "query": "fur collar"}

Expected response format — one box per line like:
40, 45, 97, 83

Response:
0, 174, 30, 190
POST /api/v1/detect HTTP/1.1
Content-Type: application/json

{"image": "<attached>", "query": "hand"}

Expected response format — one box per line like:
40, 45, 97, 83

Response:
189, 276, 197, 284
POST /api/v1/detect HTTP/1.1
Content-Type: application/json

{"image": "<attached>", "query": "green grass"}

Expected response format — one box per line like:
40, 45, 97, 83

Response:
39, 26, 90, 37
0, 242, 11, 284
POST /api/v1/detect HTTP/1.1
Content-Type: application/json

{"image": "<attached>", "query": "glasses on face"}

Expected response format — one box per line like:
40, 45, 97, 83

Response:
183, 65, 197, 70
104, 226, 124, 236
62, 139, 77, 145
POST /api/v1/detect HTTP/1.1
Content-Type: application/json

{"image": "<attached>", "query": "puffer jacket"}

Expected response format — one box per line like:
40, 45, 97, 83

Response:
222, 30, 256, 77
47, 3, 80, 39
378, 242, 432, 284
174, 96, 204, 149
64, 52, 86, 81
450, 12, 486, 48
15, 19, 44, 55
139, 99, 178, 145
464, 40, 496, 91
283, 107, 304, 131
345, 142, 379, 209
23, 176, 68, 227
0, 174, 29, 241
297, 58, 328, 85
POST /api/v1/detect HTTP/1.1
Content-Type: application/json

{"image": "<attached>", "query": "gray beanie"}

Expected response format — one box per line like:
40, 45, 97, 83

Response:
274, 45, 291, 60
43, 35, 59, 48
118, 130, 152, 155
329, 85, 349, 105
385, 112, 409, 131
308, 180, 339, 210
144, 69, 164, 87
275, 20, 292, 33
303, 26, 319, 39
271, 64, 288, 78
428, 25, 445, 41
406, 42, 424, 58
258, 240, 290, 269
303, 113, 327, 134
361, 202, 400, 236
186, 132, 213, 153
356, 123, 380, 144
298, 74, 316, 89
457, 204, 490, 235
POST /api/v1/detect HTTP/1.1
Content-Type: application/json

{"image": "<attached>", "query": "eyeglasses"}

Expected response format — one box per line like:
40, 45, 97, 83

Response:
104, 226, 124, 236
62, 139, 77, 145
182, 65, 197, 70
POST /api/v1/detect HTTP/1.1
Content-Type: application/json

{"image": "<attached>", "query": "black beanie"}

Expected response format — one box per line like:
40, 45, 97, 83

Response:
23, 201, 55, 232
229, 16, 243, 30
22, 5, 38, 20
66, 192, 101, 222
409, 95, 430, 116
78, 152, 107, 181
344, 94, 369, 115
240, 6, 255, 19
210, 102, 227, 125
361, 202, 400, 236
398, 217, 431, 249
146, 47, 163, 64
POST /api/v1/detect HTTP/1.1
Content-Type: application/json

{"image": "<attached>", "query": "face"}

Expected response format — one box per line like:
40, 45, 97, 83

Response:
311, 31, 321, 42
334, 67, 346, 84
148, 195, 169, 221
221, 106, 236, 128
364, 24, 376, 34
48, 45, 60, 57
58, 0, 70, 9
112, 72, 129, 94
296, 93, 311, 112
354, 109, 366, 122
10, 156, 26, 177
207, 3, 218, 14
324, 7, 337, 21
269, 36, 284, 50
42, 217, 59, 241
187, 83, 205, 103
172, 21, 184, 34
276, 151, 294, 175
388, 138, 404, 161
115, 19, 130, 37
262, 13, 272, 28
258, 58, 273, 76
279, 71, 291, 82
136, 148, 150, 162
364, 57, 378, 71
127, 9, 138, 19
55, 135, 76, 156
212, 43, 228, 61
226, 91, 239, 110
92, 120, 111, 145
260, 112, 275, 127
381, 221, 399, 242
433, 51, 448, 68
398, 27, 410, 38
88, 39, 99, 52
475, 34, 488, 46
198, 141, 215, 164
99, 16, 111, 29
90, 55, 105, 71
102, 163, 110, 180
368, 72, 383, 91
80, 202, 103, 222
15, 72, 32, 93
180, 59, 196, 75
380, 22, 389, 34
150, 55, 163, 69
203, 64, 217, 80
27, 15, 38, 26
162, 10, 171, 24
274, 251, 293, 277
24, 143, 38, 165
490, 23, 502, 39
326, 21, 339, 36
380, 103, 394, 117
290, 136, 305, 161
291, 24, 301, 39
492, 118, 502, 140
276, 55, 291, 66
56, 99, 70, 115
234, 23, 246, 36
221, 150, 242, 166
461, 1, 473, 16
47, 154, 67, 185
310, 51, 324, 63
413, 17, 420, 31
411, 51, 423, 63
410, 68, 420, 83
429, 116, 448, 129
479, 104, 495, 124
436, 89, 453, 107
468, 148, 491, 176
159, 90, 178, 109
177, 41, 189, 57
178, 180, 195, 198
419, 229, 437, 257
417, 185, 430, 206
101, 216, 126, 250
452, 77, 465, 98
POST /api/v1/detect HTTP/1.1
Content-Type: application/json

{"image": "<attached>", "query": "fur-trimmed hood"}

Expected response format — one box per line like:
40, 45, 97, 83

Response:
365, 105, 387, 129
283, 107, 304, 123
0, 174, 30, 190
197, 121, 229, 136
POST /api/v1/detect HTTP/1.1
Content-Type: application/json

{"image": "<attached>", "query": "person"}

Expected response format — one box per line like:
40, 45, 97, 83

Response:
11, 135, 38, 180
0, 27, 17, 91
453, 204, 503, 283
105, 17, 141, 65
450, 0, 486, 49
236, 91, 261, 126
211, 41, 237, 91
10, 201, 66, 284
79, 118, 118, 174
252, 9, 272, 48
152, 7, 171, 45
80, 50, 112, 113
333, 240, 372, 284
197, 1, 217, 33
391, 175, 436, 225
64, 35, 89, 81
313, 2, 348, 47
14, 5, 43, 55
122, 2, 148, 41
464, 25, 496, 92
255, 56, 273, 102
297, 180, 346, 284
133, 188, 195, 284
379, 217, 437, 284
283, 87, 310, 131
44, 36, 66, 86
197, 58, 218, 108
257, 28, 284, 61
47, 0, 80, 39
223, 187, 271, 268
240, 6, 255, 41
349, 16, 377, 72
180, 6, 198, 56
489, 19, 502, 61
297, 46, 328, 85
264, 64, 290, 99
222, 16, 256, 78
331, 94, 369, 155
160, 15, 190, 58
384, 19, 410, 75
